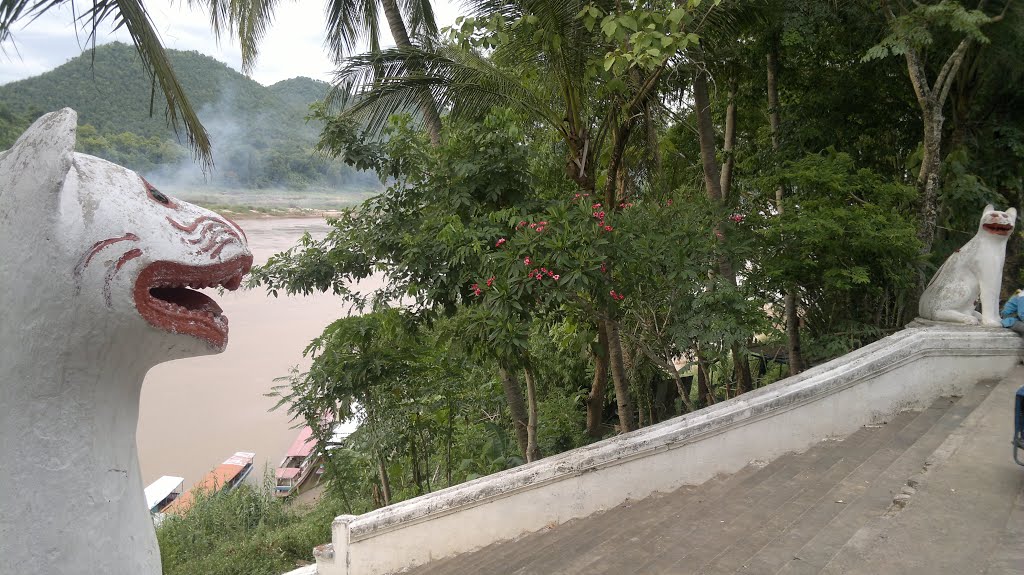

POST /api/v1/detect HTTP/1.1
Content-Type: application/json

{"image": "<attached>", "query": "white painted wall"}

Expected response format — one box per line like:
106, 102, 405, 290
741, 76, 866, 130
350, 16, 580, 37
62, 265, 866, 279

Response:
308, 324, 1023, 575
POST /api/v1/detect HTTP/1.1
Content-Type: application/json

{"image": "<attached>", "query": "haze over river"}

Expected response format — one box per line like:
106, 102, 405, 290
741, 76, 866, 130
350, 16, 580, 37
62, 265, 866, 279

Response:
136, 217, 369, 489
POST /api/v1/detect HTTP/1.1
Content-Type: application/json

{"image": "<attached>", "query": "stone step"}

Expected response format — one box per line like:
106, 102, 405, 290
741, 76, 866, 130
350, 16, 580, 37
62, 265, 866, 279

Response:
817, 376, 1023, 575
541, 427, 873, 575
702, 393, 962, 575
444, 444, 795, 575
781, 379, 998, 575
982, 480, 1024, 575
626, 408, 927, 574
400, 388, 988, 575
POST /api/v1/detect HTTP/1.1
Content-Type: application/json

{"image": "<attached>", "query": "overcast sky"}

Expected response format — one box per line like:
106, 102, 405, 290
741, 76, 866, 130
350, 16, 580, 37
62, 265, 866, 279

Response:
0, 0, 462, 86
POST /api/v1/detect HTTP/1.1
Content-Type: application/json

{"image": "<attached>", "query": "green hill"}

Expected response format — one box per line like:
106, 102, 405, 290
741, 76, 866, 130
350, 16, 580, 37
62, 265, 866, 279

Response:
0, 42, 376, 193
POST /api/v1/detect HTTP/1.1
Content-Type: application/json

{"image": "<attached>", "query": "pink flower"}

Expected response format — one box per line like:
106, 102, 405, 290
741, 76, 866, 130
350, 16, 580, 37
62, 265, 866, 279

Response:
600, 262, 607, 273
667, 199, 673, 206
604, 225, 613, 232
729, 213, 745, 223
592, 203, 602, 209
486, 276, 495, 287
536, 226, 545, 233
474, 289, 482, 296
524, 257, 531, 265
553, 274, 560, 280
517, 221, 527, 230
495, 238, 507, 247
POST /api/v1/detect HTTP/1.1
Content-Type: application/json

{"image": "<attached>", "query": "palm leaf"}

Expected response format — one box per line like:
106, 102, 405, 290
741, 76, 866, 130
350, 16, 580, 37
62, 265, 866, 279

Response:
329, 45, 561, 137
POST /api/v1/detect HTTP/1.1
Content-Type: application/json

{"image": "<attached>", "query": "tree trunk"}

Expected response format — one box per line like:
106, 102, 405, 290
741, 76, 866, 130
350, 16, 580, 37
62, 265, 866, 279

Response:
665, 348, 696, 412
696, 345, 713, 406
767, 45, 805, 375
376, 451, 392, 506
719, 80, 737, 200
522, 367, 541, 462
917, 110, 944, 257
606, 318, 636, 432
379, 0, 443, 146
586, 323, 610, 438
888, 16, 973, 262
692, 53, 754, 394
499, 367, 530, 458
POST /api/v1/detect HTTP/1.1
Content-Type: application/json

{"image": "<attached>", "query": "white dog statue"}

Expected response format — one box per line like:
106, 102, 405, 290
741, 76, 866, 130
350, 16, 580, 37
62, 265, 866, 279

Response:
919, 204, 1016, 326
0, 109, 253, 574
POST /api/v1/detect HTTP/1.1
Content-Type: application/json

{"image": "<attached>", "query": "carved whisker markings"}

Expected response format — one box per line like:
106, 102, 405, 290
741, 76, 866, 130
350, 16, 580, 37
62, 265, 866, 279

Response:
167, 215, 242, 245
222, 215, 247, 242
209, 238, 234, 260
102, 249, 143, 307
75, 233, 139, 277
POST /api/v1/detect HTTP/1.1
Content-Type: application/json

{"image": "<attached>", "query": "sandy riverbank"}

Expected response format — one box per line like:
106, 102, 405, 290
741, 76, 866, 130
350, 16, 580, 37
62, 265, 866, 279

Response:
136, 217, 371, 490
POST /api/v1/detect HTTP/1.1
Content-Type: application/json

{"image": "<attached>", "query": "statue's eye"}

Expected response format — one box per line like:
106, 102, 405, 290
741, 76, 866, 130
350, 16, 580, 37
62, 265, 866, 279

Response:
150, 188, 170, 205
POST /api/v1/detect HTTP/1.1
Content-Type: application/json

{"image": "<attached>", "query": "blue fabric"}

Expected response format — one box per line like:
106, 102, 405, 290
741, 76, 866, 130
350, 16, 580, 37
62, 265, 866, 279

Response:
1001, 292, 1024, 327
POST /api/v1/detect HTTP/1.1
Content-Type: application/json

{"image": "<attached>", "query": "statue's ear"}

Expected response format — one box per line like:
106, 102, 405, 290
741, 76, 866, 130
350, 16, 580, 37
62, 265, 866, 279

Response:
0, 108, 77, 226
983, 203, 995, 214
1007, 207, 1017, 221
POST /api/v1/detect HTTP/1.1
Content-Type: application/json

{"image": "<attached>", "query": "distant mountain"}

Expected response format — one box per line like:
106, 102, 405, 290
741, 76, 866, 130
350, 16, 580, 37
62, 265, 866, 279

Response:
0, 42, 373, 192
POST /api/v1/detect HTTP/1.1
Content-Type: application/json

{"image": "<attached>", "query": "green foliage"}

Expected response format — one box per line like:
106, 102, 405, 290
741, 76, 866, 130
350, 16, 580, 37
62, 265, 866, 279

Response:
157, 479, 342, 575
864, 1, 996, 62
751, 151, 920, 360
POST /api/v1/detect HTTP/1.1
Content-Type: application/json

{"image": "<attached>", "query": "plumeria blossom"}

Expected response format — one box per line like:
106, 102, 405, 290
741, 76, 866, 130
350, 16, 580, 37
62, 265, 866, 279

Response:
524, 257, 531, 265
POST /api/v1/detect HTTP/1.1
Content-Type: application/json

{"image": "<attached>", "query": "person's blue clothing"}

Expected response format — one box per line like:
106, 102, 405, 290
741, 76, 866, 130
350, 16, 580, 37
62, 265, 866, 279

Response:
1002, 291, 1024, 327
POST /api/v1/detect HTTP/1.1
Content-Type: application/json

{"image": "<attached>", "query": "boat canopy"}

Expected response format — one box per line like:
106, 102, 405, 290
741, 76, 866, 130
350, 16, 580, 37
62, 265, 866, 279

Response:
276, 467, 301, 480
286, 426, 316, 458
144, 476, 184, 510
164, 452, 255, 515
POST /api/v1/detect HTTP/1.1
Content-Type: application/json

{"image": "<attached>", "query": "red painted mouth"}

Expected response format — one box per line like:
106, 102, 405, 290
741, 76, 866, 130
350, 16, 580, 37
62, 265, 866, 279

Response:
133, 255, 253, 351
983, 223, 1013, 235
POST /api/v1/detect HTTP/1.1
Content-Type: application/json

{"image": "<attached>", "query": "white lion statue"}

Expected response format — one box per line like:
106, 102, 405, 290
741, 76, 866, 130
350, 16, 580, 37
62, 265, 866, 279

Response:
0, 109, 253, 574
918, 204, 1016, 326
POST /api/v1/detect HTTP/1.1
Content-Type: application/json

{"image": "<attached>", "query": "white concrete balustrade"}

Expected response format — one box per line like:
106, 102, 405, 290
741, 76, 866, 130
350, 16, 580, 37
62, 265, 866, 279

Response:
292, 324, 1023, 575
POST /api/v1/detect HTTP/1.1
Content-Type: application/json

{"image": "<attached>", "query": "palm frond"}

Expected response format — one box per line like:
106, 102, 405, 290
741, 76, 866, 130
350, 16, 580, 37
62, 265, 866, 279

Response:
324, 0, 381, 63
107, 0, 212, 168
400, 0, 437, 42
328, 45, 560, 137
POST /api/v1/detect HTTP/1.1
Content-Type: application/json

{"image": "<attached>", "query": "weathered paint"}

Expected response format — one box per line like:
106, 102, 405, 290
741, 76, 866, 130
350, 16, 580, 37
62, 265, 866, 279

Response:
0, 109, 252, 574
309, 325, 1023, 575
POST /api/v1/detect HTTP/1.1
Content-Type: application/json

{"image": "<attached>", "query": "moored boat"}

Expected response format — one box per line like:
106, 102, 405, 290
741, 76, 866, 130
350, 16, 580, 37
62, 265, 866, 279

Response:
274, 426, 320, 497
163, 451, 255, 515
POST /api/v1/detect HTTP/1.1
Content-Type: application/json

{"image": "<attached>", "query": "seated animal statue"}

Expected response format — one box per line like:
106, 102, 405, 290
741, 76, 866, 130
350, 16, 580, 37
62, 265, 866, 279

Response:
0, 109, 253, 574
918, 204, 1016, 326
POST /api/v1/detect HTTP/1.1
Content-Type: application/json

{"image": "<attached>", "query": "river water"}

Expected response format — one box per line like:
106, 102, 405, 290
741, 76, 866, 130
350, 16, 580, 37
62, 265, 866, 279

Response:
136, 217, 365, 489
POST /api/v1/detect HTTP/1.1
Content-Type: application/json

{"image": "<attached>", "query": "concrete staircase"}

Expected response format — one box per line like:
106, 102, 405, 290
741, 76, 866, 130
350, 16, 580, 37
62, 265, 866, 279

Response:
402, 377, 1022, 575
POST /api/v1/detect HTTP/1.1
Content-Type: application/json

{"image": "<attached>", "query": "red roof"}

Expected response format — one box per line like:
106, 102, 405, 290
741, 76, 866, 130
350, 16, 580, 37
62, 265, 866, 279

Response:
276, 467, 301, 480
286, 426, 317, 458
